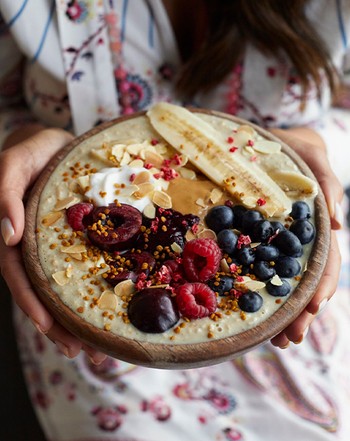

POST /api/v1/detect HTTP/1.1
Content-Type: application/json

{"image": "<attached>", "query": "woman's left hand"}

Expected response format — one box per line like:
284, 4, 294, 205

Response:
269, 128, 343, 348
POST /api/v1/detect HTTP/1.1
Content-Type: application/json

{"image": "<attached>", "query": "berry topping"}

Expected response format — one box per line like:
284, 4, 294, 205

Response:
252, 261, 276, 281
66, 202, 93, 231
104, 251, 156, 286
236, 247, 255, 266
205, 205, 234, 233
272, 230, 303, 257
251, 220, 274, 242
274, 256, 301, 278
231, 205, 247, 229
182, 238, 222, 282
216, 229, 238, 254
207, 275, 235, 296
270, 221, 285, 234
128, 288, 180, 333
290, 201, 311, 220
176, 283, 217, 319
241, 210, 264, 233
238, 291, 263, 313
266, 279, 291, 297
87, 203, 142, 251
254, 244, 279, 261
289, 219, 315, 244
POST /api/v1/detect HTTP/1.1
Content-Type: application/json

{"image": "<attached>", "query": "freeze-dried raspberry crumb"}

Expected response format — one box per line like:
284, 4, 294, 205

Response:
182, 238, 222, 282
176, 283, 217, 319
66, 202, 93, 231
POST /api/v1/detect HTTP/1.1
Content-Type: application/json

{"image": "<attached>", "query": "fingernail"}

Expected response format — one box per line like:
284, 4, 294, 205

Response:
55, 341, 71, 358
280, 342, 290, 349
30, 319, 47, 335
89, 354, 108, 365
1, 217, 14, 245
334, 202, 344, 229
294, 326, 309, 344
317, 298, 328, 315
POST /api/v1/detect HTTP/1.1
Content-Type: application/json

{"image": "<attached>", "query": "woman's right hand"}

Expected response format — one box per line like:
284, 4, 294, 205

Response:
0, 127, 107, 364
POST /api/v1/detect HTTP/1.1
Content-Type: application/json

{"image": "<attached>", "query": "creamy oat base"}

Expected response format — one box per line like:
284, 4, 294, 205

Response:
36, 113, 316, 344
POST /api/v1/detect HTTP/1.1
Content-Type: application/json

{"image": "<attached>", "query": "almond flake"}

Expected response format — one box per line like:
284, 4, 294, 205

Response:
120, 151, 131, 166
66, 264, 73, 278
154, 143, 168, 155
90, 148, 112, 164
195, 198, 206, 208
61, 244, 87, 254
70, 253, 83, 261
97, 290, 118, 310
56, 183, 70, 200
198, 229, 217, 240
52, 270, 70, 286
185, 230, 196, 241
235, 276, 266, 291
270, 274, 283, 286
126, 143, 143, 155
243, 145, 255, 155
233, 130, 251, 148
76, 175, 90, 191
144, 150, 164, 168
250, 242, 261, 248
173, 154, 188, 168
119, 184, 139, 197
41, 211, 63, 226
179, 167, 196, 180
220, 258, 230, 273
133, 182, 155, 199
128, 159, 145, 168
237, 125, 256, 137
96, 264, 110, 276
111, 144, 126, 161
152, 190, 172, 209
114, 279, 136, 297
170, 242, 183, 253
148, 284, 169, 289
133, 171, 152, 185
54, 196, 80, 211
253, 140, 281, 154
140, 146, 157, 160
143, 203, 156, 219
209, 188, 223, 204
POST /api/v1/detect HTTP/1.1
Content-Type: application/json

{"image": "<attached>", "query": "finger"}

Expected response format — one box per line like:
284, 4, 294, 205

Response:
45, 321, 82, 359
282, 308, 314, 344
82, 344, 108, 365
0, 245, 54, 333
306, 231, 340, 314
0, 129, 73, 246
270, 332, 290, 349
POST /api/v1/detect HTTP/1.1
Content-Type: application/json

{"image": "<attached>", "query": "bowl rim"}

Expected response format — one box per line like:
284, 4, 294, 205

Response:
22, 107, 331, 369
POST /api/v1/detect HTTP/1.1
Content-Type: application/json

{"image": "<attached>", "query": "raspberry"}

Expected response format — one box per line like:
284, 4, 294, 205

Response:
66, 202, 93, 231
176, 283, 217, 319
182, 238, 222, 282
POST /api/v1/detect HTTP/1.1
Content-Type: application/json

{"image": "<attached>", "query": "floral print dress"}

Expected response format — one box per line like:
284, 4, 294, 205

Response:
1, 1, 350, 440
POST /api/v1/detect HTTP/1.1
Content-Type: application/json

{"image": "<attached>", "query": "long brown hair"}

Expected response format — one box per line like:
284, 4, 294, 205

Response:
177, 0, 337, 100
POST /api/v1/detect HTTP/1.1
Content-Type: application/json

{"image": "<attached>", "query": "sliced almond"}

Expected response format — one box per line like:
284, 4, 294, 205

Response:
56, 182, 70, 200
61, 244, 87, 254
66, 264, 73, 278
197, 229, 217, 240
90, 148, 111, 164
120, 151, 131, 166
144, 150, 164, 168
154, 143, 168, 155
253, 140, 281, 154
232, 130, 251, 148
70, 253, 83, 261
119, 184, 139, 197
129, 159, 144, 168
236, 276, 266, 291
173, 154, 189, 168
250, 242, 261, 248
195, 198, 206, 208
133, 182, 155, 199
114, 279, 136, 297
54, 196, 80, 211
270, 274, 283, 286
76, 175, 90, 191
179, 167, 196, 180
143, 203, 156, 219
170, 242, 183, 253
41, 211, 63, 226
185, 230, 196, 241
152, 190, 172, 209
140, 146, 157, 160
97, 290, 118, 310
52, 270, 70, 286
126, 143, 143, 156
237, 124, 256, 137
220, 258, 230, 273
243, 145, 255, 156
96, 264, 110, 276
133, 171, 152, 185
111, 144, 126, 161
209, 188, 223, 204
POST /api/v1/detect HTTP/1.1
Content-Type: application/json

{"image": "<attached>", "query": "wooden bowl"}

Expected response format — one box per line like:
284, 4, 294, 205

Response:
22, 109, 330, 369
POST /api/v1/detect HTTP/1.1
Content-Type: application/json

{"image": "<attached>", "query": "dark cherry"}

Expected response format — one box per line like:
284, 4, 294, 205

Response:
128, 288, 180, 333
87, 203, 142, 251
104, 251, 156, 286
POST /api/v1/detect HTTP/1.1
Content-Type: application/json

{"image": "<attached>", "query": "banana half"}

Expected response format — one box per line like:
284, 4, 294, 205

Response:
147, 102, 293, 217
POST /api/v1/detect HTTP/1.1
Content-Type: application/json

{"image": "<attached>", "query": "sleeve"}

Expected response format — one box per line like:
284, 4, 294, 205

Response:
0, 13, 38, 149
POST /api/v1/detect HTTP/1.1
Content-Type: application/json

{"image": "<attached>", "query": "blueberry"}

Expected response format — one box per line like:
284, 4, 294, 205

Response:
251, 220, 274, 242
270, 221, 285, 234
231, 205, 247, 229
289, 219, 315, 244
266, 279, 291, 297
272, 230, 303, 257
238, 290, 263, 312
255, 244, 279, 261
205, 205, 234, 233
252, 261, 276, 281
236, 247, 255, 265
241, 210, 264, 233
216, 229, 238, 254
290, 201, 311, 220
274, 256, 301, 278
207, 276, 235, 296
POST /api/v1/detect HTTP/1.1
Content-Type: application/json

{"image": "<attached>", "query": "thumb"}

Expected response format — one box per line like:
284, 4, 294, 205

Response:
0, 128, 73, 246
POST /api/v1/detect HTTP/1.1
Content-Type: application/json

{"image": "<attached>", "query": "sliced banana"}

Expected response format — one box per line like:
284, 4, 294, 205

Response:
268, 171, 318, 198
147, 102, 292, 217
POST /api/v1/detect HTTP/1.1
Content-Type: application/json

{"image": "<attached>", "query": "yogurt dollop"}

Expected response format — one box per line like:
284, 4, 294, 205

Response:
86, 165, 166, 211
